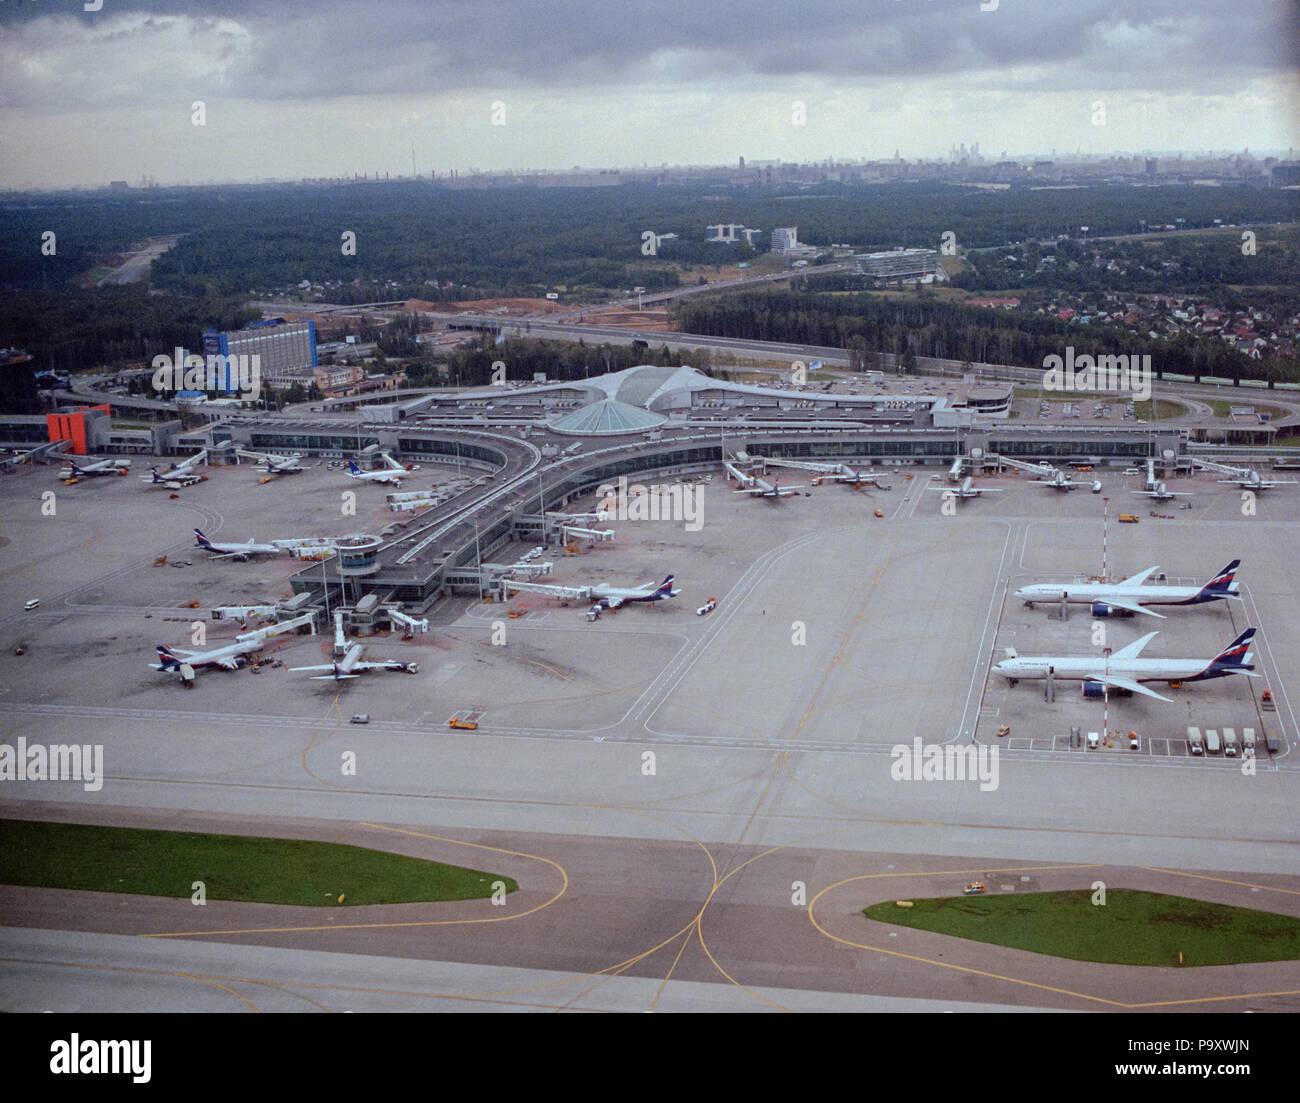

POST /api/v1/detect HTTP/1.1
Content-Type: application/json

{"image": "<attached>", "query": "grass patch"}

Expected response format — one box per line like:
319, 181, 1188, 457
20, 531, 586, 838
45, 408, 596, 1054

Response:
1131, 399, 1187, 420
0, 819, 516, 906
864, 889, 1300, 967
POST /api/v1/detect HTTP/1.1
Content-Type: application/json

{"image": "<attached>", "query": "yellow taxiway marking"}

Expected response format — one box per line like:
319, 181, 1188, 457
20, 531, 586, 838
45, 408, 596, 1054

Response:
143, 823, 568, 938
808, 870, 1300, 1009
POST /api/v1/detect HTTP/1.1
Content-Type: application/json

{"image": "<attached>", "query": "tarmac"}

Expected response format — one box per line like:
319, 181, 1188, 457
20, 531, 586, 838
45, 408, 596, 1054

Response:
0, 453, 1297, 1012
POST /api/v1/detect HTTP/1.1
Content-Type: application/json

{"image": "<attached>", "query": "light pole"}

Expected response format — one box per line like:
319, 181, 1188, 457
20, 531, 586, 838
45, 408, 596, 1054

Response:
1103, 645, 1112, 745
1102, 496, 1109, 581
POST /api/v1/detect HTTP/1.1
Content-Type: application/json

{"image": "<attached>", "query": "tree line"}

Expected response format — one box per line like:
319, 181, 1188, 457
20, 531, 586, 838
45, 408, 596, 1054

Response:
675, 290, 1300, 386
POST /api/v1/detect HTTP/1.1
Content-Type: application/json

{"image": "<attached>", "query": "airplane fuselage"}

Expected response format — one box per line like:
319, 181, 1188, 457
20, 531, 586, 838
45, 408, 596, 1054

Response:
995, 655, 1236, 685
1016, 583, 1235, 608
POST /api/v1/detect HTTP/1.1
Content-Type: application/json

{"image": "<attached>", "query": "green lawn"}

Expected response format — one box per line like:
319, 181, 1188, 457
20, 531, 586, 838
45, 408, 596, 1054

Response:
1131, 399, 1188, 421
864, 889, 1300, 966
0, 819, 516, 906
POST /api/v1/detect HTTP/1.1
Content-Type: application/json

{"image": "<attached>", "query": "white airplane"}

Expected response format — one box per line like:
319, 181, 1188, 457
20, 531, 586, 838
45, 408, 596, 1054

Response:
505, 574, 680, 609
238, 448, 305, 476
289, 641, 418, 680
346, 454, 407, 485
591, 575, 680, 608
142, 451, 208, 488
1192, 458, 1296, 491
1015, 559, 1242, 619
993, 627, 1258, 702
151, 613, 316, 681
1132, 481, 1191, 501
193, 528, 285, 560
725, 462, 803, 498
737, 473, 803, 498
1033, 469, 1086, 492
143, 467, 202, 488
927, 475, 1003, 501
151, 639, 262, 676
811, 463, 890, 489
60, 456, 133, 479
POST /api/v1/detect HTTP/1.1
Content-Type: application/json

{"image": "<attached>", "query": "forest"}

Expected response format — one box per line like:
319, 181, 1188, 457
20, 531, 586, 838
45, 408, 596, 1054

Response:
1, 180, 1296, 404
675, 289, 1300, 386
3, 180, 1294, 301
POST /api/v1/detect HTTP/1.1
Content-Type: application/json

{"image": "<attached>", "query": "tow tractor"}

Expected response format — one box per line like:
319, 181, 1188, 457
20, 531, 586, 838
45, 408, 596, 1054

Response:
963, 881, 985, 896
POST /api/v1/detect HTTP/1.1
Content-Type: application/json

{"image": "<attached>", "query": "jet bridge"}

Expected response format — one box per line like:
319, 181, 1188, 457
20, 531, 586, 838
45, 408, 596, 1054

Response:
386, 608, 429, 636
561, 525, 615, 543
499, 578, 592, 603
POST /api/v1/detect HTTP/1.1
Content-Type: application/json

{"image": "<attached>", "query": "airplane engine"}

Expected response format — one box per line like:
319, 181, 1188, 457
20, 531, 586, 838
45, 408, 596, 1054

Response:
1083, 680, 1130, 698
1091, 603, 1135, 618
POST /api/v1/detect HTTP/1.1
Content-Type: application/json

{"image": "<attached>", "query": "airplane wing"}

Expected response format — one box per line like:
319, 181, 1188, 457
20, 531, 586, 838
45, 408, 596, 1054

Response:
289, 663, 337, 673
1111, 631, 1160, 660
216, 656, 247, 670
1083, 674, 1172, 702
1100, 596, 1165, 619
1117, 566, 1161, 587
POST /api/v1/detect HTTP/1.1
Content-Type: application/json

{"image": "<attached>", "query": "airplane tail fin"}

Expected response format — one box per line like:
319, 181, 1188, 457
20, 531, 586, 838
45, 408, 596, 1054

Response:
1197, 559, 1241, 598
347, 461, 362, 474
155, 645, 181, 671
193, 528, 213, 548
655, 575, 676, 597
1208, 628, 1256, 673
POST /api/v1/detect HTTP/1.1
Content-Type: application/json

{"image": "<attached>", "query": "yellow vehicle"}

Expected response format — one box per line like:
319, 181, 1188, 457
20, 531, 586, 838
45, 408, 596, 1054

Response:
1118, 513, 1140, 523
448, 718, 478, 731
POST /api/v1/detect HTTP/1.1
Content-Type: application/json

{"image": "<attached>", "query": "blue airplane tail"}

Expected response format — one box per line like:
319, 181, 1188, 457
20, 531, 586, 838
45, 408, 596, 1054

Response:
1196, 559, 1240, 598
1207, 627, 1255, 673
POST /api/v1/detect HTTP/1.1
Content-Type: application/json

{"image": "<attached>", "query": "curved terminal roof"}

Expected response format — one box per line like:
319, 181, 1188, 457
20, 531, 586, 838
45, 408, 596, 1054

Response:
547, 397, 667, 436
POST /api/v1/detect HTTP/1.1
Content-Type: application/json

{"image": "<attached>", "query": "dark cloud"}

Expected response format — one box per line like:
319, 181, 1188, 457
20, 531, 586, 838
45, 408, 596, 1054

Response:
2, 0, 1293, 105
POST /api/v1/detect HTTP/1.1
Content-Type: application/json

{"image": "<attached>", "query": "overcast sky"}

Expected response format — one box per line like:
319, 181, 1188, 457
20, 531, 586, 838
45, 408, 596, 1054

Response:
0, 0, 1296, 188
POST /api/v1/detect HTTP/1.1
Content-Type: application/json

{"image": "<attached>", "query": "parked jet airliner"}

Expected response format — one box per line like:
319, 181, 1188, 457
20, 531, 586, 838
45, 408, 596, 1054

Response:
193, 529, 284, 560
993, 628, 1258, 702
1015, 560, 1241, 618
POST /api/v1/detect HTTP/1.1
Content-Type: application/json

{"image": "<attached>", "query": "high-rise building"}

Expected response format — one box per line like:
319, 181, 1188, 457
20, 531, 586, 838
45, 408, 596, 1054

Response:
203, 320, 318, 389
772, 227, 798, 254
854, 248, 939, 281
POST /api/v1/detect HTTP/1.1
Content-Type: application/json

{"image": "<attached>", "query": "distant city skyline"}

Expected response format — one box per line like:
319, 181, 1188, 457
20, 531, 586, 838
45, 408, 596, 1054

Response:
0, 0, 1295, 190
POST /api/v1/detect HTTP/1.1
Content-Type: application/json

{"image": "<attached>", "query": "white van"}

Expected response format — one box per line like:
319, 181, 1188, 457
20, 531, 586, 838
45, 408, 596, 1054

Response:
1242, 728, 1256, 757
1205, 729, 1222, 755
1186, 727, 1204, 755
1222, 727, 1239, 757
